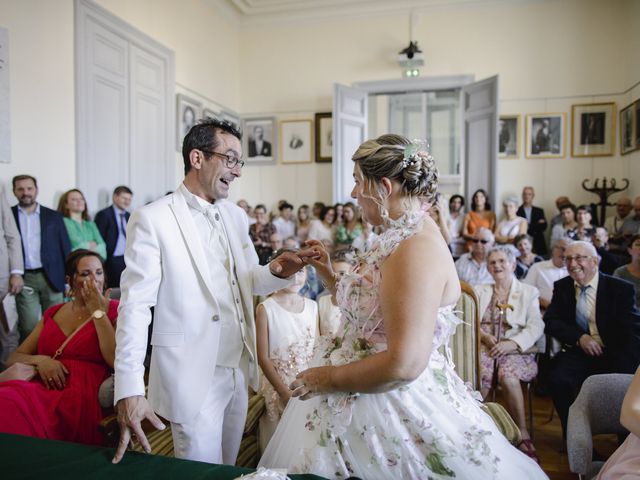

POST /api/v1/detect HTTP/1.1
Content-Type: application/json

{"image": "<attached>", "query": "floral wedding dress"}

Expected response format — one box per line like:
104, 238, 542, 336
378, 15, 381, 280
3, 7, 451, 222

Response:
259, 213, 548, 480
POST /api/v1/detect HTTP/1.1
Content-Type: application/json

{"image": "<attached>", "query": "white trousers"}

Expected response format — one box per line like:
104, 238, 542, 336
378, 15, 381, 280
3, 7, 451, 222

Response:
170, 366, 248, 465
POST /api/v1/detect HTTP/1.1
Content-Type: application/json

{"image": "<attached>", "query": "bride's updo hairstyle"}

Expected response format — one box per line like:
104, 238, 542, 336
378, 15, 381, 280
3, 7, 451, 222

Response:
352, 134, 439, 208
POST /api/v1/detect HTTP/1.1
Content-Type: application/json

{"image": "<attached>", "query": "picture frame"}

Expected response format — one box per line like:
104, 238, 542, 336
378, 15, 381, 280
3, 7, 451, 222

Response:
498, 115, 519, 159
620, 102, 636, 155
571, 103, 616, 157
635, 99, 640, 151
525, 113, 566, 158
315, 112, 333, 162
243, 117, 277, 165
221, 110, 241, 130
176, 94, 201, 151
202, 107, 218, 120
280, 120, 313, 164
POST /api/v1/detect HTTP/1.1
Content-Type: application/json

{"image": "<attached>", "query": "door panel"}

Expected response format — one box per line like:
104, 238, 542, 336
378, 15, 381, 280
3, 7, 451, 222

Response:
462, 75, 498, 208
333, 84, 367, 203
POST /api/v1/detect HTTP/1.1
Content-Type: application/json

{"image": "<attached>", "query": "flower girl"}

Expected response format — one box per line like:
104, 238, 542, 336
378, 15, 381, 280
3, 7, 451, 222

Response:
256, 253, 319, 451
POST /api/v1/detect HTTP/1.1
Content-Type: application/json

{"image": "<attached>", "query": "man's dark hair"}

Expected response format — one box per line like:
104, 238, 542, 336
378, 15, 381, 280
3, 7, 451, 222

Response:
279, 202, 294, 211
113, 185, 133, 196
181, 118, 243, 175
12, 174, 38, 189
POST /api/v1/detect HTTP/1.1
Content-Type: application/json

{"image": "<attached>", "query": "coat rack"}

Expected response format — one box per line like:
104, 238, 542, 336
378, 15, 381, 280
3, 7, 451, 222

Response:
581, 177, 629, 226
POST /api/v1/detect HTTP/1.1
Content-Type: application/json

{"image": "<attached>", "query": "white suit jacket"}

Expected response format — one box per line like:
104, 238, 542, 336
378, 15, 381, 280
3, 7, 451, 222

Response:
473, 278, 544, 352
114, 186, 290, 423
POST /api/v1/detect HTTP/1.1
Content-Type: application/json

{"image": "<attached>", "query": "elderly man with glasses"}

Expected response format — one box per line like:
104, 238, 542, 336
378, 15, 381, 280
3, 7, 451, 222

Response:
455, 227, 495, 286
112, 118, 308, 465
544, 240, 640, 434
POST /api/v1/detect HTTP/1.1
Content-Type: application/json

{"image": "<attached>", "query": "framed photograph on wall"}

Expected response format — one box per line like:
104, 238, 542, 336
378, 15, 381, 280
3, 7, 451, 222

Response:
620, 103, 636, 155
635, 99, 640, 151
221, 110, 241, 130
281, 119, 313, 164
315, 112, 333, 162
202, 107, 218, 120
176, 94, 201, 151
243, 117, 276, 165
571, 103, 615, 157
498, 115, 519, 159
525, 113, 566, 158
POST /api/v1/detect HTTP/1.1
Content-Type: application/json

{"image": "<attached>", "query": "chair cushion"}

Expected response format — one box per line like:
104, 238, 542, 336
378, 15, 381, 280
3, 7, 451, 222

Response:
236, 434, 259, 468
482, 402, 522, 446
244, 393, 266, 435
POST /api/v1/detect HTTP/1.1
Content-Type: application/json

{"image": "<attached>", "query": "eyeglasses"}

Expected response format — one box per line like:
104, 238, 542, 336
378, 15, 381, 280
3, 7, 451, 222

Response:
564, 254, 592, 263
200, 149, 245, 169
472, 239, 490, 244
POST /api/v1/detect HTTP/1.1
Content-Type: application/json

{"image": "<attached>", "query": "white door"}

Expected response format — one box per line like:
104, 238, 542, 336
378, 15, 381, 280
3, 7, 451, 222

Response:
461, 76, 499, 208
78, 16, 130, 212
332, 84, 368, 203
76, 0, 175, 213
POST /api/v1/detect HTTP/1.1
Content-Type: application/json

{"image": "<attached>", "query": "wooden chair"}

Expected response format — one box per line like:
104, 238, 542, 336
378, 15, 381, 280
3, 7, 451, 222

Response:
448, 280, 481, 390
447, 281, 521, 446
99, 386, 266, 468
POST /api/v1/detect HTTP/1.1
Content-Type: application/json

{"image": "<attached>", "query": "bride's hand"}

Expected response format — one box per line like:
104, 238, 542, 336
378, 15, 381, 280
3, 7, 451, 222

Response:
298, 240, 333, 286
290, 366, 334, 400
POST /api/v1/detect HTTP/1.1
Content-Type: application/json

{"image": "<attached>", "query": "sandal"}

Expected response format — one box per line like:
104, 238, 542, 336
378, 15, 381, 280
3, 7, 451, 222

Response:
517, 438, 540, 464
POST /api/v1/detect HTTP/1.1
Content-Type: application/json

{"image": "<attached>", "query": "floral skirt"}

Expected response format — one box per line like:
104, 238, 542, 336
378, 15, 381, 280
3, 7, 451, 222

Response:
259, 335, 547, 479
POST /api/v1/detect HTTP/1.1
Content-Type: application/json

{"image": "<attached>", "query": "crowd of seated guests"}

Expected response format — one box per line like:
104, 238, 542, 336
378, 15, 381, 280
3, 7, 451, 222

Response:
447, 185, 640, 458
3, 172, 640, 469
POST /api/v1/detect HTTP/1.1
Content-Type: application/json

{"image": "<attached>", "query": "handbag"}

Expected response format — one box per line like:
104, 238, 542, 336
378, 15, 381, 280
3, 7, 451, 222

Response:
0, 362, 37, 382
0, 313, 96, 383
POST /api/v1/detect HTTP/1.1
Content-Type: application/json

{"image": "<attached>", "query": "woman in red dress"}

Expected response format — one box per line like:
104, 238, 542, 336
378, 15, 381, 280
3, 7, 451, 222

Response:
0, 249, 117, 445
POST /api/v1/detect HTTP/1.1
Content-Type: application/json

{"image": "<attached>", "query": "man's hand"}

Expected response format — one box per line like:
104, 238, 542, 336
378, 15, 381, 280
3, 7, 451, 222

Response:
112, 396, 166, 464
269, 250, 305, 278
578, 334, 603, 356
9, 274, 24, 295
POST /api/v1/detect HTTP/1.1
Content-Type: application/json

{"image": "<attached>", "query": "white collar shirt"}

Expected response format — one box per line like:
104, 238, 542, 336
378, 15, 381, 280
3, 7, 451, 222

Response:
455, 253, 494, 286
17, 203, 42, 270
179, 183, 246, 368
574, 273, 601, 346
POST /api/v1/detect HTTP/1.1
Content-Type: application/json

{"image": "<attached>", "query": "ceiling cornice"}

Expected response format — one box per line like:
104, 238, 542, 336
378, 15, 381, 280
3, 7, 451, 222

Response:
207, 0, 552, 28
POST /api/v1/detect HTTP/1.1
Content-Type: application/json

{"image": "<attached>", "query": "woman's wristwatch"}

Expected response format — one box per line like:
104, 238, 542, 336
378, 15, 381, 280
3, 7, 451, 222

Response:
91, 310, 106, 320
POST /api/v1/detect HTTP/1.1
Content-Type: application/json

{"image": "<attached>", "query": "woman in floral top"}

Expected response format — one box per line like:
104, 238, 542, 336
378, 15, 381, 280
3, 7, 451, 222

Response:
333, 202, 362, 251
259, 135, 547, 479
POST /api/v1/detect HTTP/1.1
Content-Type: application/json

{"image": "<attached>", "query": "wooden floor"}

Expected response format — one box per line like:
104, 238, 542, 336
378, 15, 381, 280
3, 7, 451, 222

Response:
511, 392, 618, 479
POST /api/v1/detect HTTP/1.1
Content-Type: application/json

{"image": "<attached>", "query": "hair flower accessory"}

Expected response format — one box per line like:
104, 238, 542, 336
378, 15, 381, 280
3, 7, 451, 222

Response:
402, 139, 430, 169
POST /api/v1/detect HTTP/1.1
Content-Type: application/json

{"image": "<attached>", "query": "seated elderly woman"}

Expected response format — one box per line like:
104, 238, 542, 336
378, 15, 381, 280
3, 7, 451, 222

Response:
495, 196, 528, 251
613, 233, 640, 306
514, 234, 543, 280
474, 246, 545, 461
58, 189, 107, 259
0, 250, 117, 445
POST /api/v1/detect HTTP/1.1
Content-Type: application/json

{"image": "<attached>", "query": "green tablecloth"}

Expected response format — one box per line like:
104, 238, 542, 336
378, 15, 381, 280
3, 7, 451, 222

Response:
0, 433, 327, 480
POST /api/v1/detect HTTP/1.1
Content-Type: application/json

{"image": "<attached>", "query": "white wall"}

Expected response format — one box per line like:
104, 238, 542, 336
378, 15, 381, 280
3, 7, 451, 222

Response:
234, 0, 640, 215
0, 0, 241, 209
0, 0, 75, 209
0, 0, 638, 216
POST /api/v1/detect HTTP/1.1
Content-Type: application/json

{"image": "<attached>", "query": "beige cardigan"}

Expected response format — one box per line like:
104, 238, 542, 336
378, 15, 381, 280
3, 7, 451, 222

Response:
473, 278, 545, 352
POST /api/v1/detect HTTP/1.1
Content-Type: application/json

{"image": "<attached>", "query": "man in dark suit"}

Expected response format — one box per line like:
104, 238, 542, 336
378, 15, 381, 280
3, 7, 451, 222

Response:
517, 186, 548, 256
94, 185, 132, 288
544, 241, 640, 431
11, 175, 71, 340
247, 126, 271, 157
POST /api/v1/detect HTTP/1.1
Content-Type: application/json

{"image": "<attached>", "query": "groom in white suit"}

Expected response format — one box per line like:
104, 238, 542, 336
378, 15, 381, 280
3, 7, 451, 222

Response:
112, 119, 306, 465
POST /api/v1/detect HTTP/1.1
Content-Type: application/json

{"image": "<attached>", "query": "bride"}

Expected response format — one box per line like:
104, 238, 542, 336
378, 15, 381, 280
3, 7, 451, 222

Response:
258, 134, 548, 479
